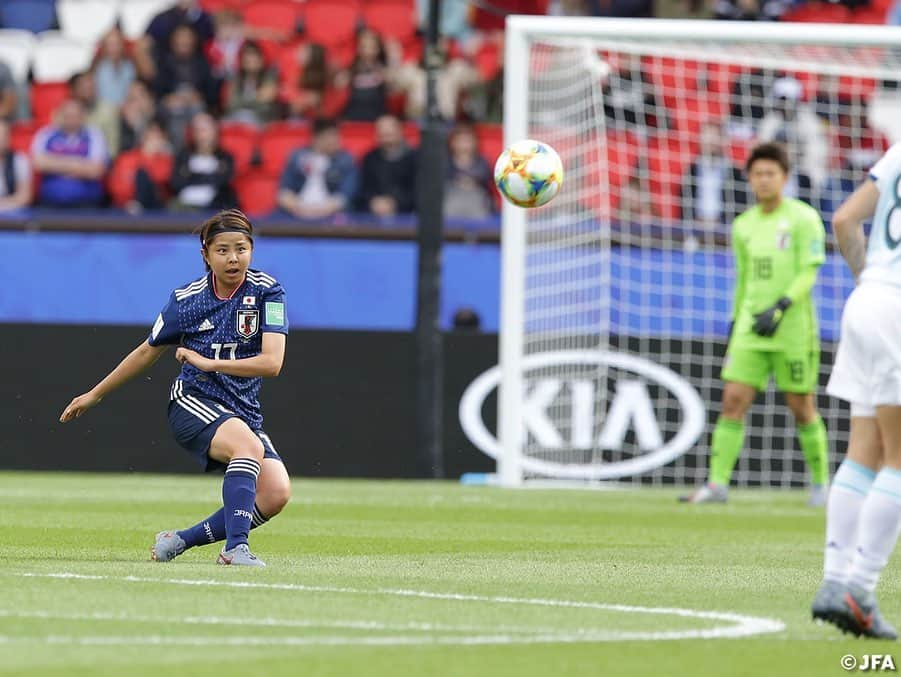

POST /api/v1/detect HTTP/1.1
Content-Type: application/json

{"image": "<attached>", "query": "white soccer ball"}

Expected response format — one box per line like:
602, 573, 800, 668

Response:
494, 139, 564, 208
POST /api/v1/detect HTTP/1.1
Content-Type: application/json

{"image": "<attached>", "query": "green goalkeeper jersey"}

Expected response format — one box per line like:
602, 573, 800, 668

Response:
730, 197, 826, 352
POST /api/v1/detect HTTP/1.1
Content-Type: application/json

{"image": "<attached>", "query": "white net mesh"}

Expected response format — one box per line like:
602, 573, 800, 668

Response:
508, 26, 901, 487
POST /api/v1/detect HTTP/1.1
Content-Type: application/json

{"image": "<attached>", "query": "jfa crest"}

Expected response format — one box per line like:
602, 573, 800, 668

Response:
776, 232, 791, 250
236, 309, 259, 339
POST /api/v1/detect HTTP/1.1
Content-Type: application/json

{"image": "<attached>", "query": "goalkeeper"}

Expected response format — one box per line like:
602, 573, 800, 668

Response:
680, 142, 829, 505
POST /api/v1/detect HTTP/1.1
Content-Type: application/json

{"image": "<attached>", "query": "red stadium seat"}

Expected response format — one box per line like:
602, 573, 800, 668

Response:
474, 123, 503, 166
219, 122, 259, 176
10, 121, 40, 154
473, 40, 502, 82
304, 0, 359, 47
259, 121, 311, 177
403, 121, 420, 148
235, 174, 279, 216
30, 81, 70, 125
200, 0, 246, 11
647, 134, 689, 221
242, 0, 300, 36
851, 6, 887, 23
339, 121, 377, 160
782, 3, 851, 22
361, 0, 416, 43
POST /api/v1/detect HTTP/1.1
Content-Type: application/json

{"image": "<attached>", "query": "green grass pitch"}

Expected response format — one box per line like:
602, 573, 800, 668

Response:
1, 471, 896, 676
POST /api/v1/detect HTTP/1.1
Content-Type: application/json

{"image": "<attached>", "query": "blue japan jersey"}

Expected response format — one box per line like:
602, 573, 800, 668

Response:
148, 269, 288, 429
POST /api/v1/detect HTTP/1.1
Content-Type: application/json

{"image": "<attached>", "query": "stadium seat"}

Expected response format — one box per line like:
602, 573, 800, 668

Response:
199, 0, 247, 11
361, 0, 416, 43
242, 0, 300, 36
474, 123, 503, 166
57, 0, 120, 45
851, 6, 887, 23
0, 29, 35, 83
473, 41, 502, 82
10, 120, 40, 154
32, 32, 93, 83
303, 0, 359, 47
647, 134, 689, 221
119, 0, 172, 40
339, 121, 377, 160
29, 81, 69, 124
259, 121, 311, 177
0, 0, 57, 34
219, 122, 259, 176
781, 3, 851, 22
235, 174, 279, 216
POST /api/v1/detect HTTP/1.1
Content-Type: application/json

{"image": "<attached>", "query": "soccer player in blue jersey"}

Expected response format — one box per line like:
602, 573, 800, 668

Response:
59, 209, 290, 567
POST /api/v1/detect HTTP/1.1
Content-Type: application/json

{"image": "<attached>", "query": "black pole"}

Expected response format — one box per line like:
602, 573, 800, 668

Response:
414, 0, 445, 478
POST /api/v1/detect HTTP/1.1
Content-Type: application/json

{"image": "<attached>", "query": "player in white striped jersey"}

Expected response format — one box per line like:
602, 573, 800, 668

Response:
60, 209, 290, 567
811, 143, 901, 638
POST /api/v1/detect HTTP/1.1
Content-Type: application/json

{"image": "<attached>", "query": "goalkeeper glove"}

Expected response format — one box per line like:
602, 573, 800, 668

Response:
752, 297, 792, 337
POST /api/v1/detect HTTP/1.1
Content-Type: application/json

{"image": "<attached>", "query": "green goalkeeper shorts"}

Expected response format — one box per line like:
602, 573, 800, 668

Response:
721, 343, 820, 393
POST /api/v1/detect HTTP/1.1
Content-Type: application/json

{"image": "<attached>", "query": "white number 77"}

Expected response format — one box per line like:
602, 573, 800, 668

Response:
211, 342, 238, 360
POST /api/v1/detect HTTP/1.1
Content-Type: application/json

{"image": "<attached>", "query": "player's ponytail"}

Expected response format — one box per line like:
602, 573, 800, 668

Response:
198, 209, 255, 270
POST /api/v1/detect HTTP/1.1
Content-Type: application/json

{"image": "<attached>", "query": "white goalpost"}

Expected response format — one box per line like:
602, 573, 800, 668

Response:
496, 17, 901, 488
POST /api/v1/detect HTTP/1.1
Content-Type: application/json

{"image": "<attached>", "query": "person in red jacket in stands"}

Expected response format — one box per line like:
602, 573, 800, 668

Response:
108, 120, 174, 213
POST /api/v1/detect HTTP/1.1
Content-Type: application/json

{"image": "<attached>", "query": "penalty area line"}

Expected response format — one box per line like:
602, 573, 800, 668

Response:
10, 572, 785, 642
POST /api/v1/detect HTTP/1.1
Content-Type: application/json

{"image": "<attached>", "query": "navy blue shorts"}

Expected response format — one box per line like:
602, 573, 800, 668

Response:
167, 394, 283, 473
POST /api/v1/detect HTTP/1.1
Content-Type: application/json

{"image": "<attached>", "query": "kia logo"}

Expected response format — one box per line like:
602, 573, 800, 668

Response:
459, 350, 706, 479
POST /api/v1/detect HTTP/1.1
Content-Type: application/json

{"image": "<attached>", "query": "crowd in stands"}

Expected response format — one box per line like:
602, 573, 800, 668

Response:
0, 0, 898, 228
0, 0, 512, 220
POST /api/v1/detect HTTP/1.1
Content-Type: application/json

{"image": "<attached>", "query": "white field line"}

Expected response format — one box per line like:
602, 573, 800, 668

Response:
0, 609, 548, 635
10, 572, 786, 643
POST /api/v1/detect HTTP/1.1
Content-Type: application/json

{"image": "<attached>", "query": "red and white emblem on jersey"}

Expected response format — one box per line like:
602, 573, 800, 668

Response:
242, 295, 256, 306
236, 309, 259, 339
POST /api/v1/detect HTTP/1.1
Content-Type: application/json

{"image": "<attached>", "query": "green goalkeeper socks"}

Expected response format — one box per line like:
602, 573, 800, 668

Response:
709, 417, 745, 486
798, 415, 829, 486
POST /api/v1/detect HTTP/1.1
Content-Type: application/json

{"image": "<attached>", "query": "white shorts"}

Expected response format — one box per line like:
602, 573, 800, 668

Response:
827, 281, 901, 415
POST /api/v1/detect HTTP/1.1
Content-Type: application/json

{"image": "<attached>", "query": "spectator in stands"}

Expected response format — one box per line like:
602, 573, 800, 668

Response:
617, 173, 661, 222
712, 0, 786, 20
444, 123, 493, 219
208, 9, 246, 79
602, 53, 669, 131
594, 0, 654, 18
69, 71, 120, 156
31, 99, 108, 208
170, 112, 236, 211
135, 0, 215, 82
282, 44, 346, 120
729, 68, 778, 138
357, 114, 417, 217
119, 80, 158, 153
758, 76, 829, 194
277, 118, 358, 220
154, 23, 221, 150
0, 59, 17, 122
224, 41, 280, 126
93, 28, 136, 108
0, 119, 31, 211
108, 120, 173, 213
390, 38, 480, 121
339, 29, 390, 122
416, 0, 473, 42
681, 120, 748, 227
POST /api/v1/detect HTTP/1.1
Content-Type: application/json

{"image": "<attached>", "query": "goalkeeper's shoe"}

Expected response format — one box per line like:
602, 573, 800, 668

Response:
217, 543, 266, 567
150, 530, 186, 562
807, 483, 828, 508
821, 584, 898, 640
678, 483, 728, 503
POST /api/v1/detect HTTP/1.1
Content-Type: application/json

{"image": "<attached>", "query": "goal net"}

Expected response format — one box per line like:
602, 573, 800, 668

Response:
496, 18, 901, 488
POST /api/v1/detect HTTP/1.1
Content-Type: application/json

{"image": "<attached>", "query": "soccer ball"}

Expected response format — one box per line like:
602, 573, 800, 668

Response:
494, 139, 564, 208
